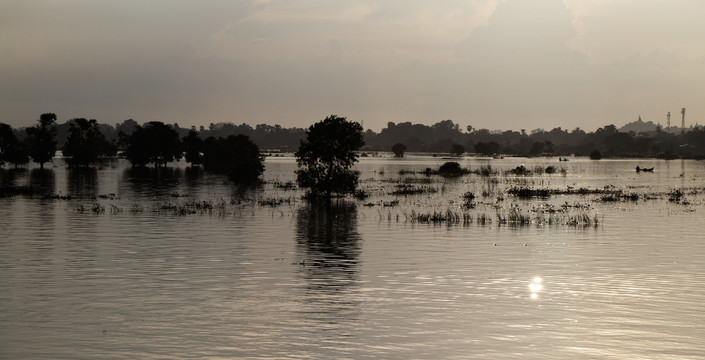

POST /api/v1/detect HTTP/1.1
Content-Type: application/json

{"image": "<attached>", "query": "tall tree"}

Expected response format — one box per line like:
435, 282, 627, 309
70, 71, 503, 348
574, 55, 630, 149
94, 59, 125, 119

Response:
451, 143, 465, 156
202, 134, 264, 183
25, 113, 57, 169
0, 123, 29, 168
392, 142, 407, 157
182, 129, 204, 167
124, 121, 182, 167
295, 115, 364, 200
62, 118, 111, 167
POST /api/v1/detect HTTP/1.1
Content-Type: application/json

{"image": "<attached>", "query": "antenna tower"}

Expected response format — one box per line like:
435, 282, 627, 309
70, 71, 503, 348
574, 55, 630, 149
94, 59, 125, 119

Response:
681, 107, 686, 130
667, 111, 671, 129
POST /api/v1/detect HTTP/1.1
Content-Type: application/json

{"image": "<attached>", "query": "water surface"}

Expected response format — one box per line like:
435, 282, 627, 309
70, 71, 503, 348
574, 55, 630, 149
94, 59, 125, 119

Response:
1, 156, 704, 359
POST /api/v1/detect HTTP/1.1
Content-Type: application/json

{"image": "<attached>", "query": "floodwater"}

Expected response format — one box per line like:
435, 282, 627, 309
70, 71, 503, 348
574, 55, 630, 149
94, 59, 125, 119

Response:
1, 156, 704, 359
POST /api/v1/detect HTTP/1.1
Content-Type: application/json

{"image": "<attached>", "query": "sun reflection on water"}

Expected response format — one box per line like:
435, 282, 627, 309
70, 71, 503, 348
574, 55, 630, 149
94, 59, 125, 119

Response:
529, 277, 543, 300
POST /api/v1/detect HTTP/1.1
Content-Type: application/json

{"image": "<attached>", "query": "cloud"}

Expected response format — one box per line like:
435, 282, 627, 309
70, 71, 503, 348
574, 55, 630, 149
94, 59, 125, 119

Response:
1, 0, 704, 131
442, 0, 597, 127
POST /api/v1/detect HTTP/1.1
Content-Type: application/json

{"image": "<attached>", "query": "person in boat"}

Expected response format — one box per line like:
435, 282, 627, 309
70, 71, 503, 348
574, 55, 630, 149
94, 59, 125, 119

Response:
636, 166, 640, 172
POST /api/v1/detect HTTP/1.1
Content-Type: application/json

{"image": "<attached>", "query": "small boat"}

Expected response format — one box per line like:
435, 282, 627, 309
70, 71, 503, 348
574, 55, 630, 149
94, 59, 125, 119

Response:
559, 157, 569, 162
636, 166, 654, 173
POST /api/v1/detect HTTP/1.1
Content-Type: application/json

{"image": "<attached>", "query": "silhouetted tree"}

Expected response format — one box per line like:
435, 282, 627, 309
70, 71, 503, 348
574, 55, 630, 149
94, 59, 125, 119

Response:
391, 142, 407, 157
475, 141, 501, 156
529, 141, 545, 156
124, 121, 182, 167
202, 134, 264, 183
589, 150, 602, 160
451, 143, 465, 156
115, 119, 139, 137
1, 123, 28, 168
603, 132, 634, 157
62, 118, 111, 167
295, 115, 364, 200
182, 129, 204, 167
25, 113, 57, 169
438, 161, 467, 176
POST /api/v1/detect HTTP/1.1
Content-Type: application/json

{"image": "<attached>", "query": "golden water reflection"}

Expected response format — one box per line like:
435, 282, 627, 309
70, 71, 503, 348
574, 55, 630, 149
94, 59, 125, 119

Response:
529, 276, 543, 300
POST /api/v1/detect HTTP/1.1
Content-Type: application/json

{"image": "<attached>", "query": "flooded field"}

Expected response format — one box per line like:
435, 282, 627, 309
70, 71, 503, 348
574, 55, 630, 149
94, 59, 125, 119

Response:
1, 155, 704, 359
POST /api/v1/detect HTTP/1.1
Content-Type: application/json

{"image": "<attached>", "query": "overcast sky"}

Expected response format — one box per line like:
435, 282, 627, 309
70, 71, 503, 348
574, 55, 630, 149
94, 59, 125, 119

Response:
2, 0, 704, 132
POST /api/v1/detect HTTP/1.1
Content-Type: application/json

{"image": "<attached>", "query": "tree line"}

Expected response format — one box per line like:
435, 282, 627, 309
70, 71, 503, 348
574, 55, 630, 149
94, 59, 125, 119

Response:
367, 120, 705, 159
3, 113, 705, 172
4, 113, 705, 202
1, 113, 363, 201
5, 116, 705, 164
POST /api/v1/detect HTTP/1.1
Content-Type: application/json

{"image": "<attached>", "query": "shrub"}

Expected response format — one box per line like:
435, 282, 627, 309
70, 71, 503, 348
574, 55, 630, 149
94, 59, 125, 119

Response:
438, 161, 468, 177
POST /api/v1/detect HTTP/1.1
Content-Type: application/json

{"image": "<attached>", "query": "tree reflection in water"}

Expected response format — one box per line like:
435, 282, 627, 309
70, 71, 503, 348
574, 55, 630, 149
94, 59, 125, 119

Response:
0, 168, 25, 188
184, 166, 203, 191
29, 168, 55, 194
294, 201, 362, 328
67, 167, 97, 199
122, 167, 182, 197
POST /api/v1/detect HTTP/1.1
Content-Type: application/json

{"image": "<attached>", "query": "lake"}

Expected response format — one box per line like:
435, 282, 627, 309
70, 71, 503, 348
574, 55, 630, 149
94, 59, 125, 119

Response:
1, 155, 704, 359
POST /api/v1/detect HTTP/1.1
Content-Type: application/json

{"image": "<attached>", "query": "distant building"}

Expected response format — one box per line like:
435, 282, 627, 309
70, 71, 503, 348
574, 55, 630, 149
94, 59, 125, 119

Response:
620, 115, 658, 133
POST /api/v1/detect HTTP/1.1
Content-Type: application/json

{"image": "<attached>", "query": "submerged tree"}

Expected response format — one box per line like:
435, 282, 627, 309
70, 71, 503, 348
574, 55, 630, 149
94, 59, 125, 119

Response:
0, 123, 29, 168
475, 141, 501, 156
392, 142, 407, 157
25, 113, 58, 169
295, 115, 364, 200
438, 161, 468, 176
124, 121, 182, 167
182, 129, 204, 167
202, 134, 264, 183
62, 118, 112, 167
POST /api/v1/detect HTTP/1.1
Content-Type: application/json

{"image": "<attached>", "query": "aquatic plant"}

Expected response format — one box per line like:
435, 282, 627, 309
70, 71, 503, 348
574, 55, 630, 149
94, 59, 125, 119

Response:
463, 191, 476, 208
0, 185, 38, 198
436, 161, 469, 177
668, 189, 685, 203
508, 187, 550, 199
599, 191, 639, 202
272, 181, 296, 190
472, 164, 496, 176
391, 184, 438, 195
510, 165, 531, 175
354, 189, 369, 200
92, 203, 105, 213
258, 198, 292, 207
97, 193, 119, 200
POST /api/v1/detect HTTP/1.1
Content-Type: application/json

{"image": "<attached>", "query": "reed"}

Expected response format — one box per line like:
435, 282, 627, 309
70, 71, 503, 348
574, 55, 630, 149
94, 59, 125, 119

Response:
391, 184, 438, 195
472, 164, 496, 176
0, 186, 38, 198
508, 187, 550, 199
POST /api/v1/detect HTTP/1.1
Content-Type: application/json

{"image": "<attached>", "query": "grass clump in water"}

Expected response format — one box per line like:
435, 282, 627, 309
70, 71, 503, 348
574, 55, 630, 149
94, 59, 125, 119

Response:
509, 165, 532, 175
472, 164, 496, 176
463, 191, 476, 208
438, 162, 470, 177
0, 185, 38, 198
508, 187, 550, 199
391, 184, 438, 195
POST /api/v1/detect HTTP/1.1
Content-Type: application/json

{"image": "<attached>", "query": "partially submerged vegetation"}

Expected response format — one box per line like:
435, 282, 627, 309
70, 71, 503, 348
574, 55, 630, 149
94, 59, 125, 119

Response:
390, 184, 438, 196
384, 207, 600, 227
